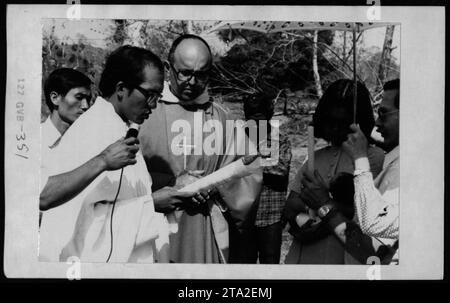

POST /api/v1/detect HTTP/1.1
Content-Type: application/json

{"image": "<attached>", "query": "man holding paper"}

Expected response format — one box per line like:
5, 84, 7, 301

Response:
39, 45, 195, 263
139, 34, 263, 263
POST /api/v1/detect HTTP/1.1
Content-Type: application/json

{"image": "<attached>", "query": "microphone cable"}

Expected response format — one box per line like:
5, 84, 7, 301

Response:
106, 167, 124, 263
106, 123, 139, 263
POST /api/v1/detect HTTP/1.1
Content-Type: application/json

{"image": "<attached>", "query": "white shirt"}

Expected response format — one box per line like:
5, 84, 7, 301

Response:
40, 117, 62, 190
39, 97, 168, 263
354, 146, 399, 240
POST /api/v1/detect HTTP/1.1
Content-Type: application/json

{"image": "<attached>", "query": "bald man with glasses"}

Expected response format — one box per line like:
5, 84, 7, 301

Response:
139, 34, 262, 264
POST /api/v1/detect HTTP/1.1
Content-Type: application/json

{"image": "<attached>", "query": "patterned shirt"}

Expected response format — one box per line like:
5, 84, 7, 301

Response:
354, 146, 399, 240
255, 129, 292, 227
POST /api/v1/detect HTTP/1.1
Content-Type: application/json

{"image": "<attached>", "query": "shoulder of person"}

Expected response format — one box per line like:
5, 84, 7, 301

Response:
367, 145, 385, 163
367, 145, 386, 177
314, 145, 336, 159
61, 99, 123, 149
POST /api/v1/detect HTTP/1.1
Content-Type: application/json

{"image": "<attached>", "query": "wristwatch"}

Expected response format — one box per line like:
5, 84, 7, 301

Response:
317, 203, 335, 219
318, 202, 347, 231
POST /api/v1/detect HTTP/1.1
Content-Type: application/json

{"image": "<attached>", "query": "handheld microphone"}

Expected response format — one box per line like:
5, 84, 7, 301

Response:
126, 122, 140, 139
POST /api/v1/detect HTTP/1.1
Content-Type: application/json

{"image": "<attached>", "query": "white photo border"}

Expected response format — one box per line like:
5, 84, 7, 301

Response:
4, 4, 445, 279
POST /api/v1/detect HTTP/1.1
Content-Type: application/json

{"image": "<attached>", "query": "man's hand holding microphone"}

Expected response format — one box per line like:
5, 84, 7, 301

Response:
98, 137, 140, 171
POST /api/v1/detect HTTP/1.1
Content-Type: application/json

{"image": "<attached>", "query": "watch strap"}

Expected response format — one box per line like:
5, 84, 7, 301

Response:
353, 169, 370, 177
322, 209, 347, 231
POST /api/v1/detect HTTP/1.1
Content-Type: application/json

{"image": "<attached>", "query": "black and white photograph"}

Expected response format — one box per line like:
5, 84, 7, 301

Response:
3, 4, 445, 280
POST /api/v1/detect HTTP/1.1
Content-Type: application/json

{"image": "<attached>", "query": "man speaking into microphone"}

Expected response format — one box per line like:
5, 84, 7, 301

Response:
39, 45, 195, 263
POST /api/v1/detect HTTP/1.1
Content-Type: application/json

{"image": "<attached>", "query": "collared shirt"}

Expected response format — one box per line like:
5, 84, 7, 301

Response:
41, 116, 61, 149
162, 82, 211, 105
39, 117, 62, 252
354, 146, 399, 240
40, 117, 62, 190
39, 97, 165, 263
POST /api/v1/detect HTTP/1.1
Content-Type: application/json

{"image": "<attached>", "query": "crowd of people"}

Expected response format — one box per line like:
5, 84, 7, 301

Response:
39, 34, 400, 265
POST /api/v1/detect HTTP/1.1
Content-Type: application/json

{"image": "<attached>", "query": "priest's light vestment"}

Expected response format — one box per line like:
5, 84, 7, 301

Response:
139, 83, 263, 263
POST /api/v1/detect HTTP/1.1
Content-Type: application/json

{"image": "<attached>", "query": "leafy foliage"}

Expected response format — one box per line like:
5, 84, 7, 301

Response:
42, 29, 108, 120
209, 30, 336, 104
42, 20, 399, 119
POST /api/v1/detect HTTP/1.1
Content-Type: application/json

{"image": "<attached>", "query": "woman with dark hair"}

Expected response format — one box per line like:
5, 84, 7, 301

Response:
313, 79, 377, 145
283, 79, 385, 264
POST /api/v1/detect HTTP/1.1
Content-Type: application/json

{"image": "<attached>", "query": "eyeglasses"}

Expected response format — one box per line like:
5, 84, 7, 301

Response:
377, 109, 399, 121
169, 62, 210, 83
134, 85, 162, 106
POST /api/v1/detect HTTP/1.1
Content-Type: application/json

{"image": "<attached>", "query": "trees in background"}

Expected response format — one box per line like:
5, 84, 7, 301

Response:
378, 25, 396, 85
42, 21, 108, 120
104, 19, 221, 62
209, 29, 335, 112
42, 20, 399, 119
327, 26, 399, 106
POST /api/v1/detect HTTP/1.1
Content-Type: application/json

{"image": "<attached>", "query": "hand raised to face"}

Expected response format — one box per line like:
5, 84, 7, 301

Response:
342, 124, 369, 160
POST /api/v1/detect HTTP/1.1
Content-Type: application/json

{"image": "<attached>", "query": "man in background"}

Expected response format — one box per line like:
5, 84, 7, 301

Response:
243, 94, 292, 264
344, 79, 400, 240
40, 68, 91, 220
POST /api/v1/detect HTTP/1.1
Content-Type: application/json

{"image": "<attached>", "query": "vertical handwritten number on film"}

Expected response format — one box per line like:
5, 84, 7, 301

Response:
15, 78, 28, 159
16, 132, 26, 141
17, 79, 25, 95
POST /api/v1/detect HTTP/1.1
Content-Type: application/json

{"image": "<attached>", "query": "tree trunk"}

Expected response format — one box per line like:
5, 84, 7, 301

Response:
378, 25, 395, 84
181, 20, 193, 34
140, 20, 149, 48
312, 30, 323, 98
49, 21, 55, 57
187, 20, 194, 34
128, 20, 149, 48
342, 31, 347, 68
